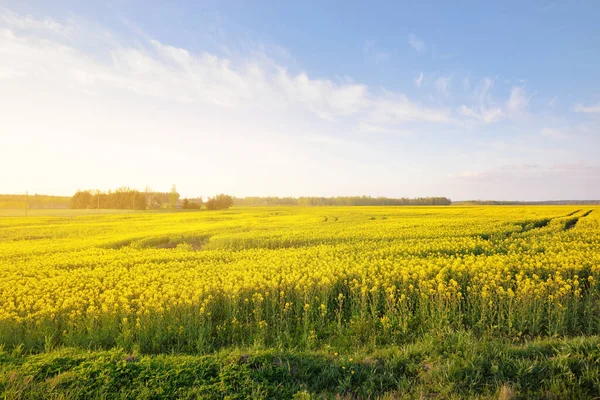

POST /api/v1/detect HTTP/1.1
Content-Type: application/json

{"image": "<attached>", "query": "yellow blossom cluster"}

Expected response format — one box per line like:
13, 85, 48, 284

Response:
0, 206, 598, 351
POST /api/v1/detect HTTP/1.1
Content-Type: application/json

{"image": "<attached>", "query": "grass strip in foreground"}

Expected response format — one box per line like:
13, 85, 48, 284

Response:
2, 332, 600, 399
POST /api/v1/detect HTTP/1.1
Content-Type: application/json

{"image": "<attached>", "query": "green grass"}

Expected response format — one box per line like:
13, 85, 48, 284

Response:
2, 332, 599, 399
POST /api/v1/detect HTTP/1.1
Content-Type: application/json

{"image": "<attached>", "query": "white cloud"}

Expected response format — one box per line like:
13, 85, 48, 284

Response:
458, 79, 533, 124
459, 105, 503, 123
0, 9, 456, 129
458, 77, 504, 123
408, 33, 425, 52
548, 96, 557, 107
367, 93, 454, 125
275, 71, 369, 120
474, 77, 495, 103
415, 72, 424, 87
6, 8, 461, 130
0, 63, 24, 79
507, 86, 530, 114
574, 103, 600, 113
0, 8, 74, 36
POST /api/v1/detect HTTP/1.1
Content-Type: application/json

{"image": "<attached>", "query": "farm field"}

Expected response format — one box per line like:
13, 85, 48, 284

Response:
1, 206, 600, 398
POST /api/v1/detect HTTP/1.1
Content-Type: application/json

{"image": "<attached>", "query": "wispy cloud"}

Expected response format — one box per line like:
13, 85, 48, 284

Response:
0, 9, 455, 149
415, 72, 424, 87
459, 105, 503, 123
457, 78, 533, 124
458, 77, 503, 123
0, 8, 75, 36
367, 93, 454, 126
507, 86, 531, 115
574, 103, 600, 113
408, 33, 425, 52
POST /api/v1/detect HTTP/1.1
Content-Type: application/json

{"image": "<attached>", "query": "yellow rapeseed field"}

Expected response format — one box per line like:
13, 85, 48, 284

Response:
1, 206, 598, 352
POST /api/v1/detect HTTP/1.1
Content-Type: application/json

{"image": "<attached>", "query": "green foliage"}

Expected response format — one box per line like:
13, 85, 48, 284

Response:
71, 187, 180, 210
182, 197, 202, 209
206, 194, 234, 210
169, 185, 180, 209
234, 196, 452, 206
1, 334, 600, 399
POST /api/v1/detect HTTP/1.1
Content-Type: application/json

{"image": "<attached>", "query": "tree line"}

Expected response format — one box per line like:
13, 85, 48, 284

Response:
71, 186, 181, 210
71, 187, 235, 211
70, 189, 450, 210
233, 196, 452, 206
182, 194, 234, 210
455, 200, 600, 205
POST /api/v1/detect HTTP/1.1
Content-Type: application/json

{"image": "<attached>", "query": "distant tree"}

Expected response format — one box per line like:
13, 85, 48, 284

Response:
169, 185, 180, 209
133, 191, 146, 210
71, 187, 148, 210
148, 197, 161, 209
233, 196, 452, 207
182, 197, 202, 209
71, 190, 92, 209
206, 194, 233, 210
205, 198, 217, 210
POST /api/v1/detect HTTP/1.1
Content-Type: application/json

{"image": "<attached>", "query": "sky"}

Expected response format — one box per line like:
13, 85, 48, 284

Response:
1, 1, 599, 201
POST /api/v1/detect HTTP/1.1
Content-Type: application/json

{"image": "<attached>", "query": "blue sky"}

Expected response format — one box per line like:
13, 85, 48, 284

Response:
1, 1, 599, 200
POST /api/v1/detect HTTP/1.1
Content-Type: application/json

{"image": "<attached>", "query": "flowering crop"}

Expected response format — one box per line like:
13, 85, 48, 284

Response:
1, 206, 599, 352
